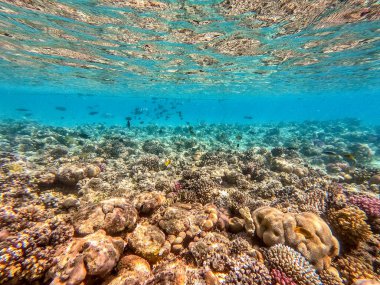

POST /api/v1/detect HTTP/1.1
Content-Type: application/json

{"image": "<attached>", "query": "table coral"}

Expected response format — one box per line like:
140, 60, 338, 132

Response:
252, 206, 339, 270
265, 244, 322, 285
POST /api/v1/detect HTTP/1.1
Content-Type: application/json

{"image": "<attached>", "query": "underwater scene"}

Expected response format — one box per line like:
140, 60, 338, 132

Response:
0, 0, 380, 284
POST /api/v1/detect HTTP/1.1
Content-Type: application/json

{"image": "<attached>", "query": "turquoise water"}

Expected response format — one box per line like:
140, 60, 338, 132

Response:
2, 1, 380, 284
0, 0, 379, 126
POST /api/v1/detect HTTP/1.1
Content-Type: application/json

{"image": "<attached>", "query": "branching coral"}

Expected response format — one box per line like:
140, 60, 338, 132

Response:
265, 244, 322, 285
328, 206, 372, 246
334, 255, 379, 285
349, 195, 380, 219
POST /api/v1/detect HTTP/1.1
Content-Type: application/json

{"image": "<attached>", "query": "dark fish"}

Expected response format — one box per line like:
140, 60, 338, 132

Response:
237, 143, 240, 147
323, 150, 337, 155
286, 147, 298, 151
140, 121, 144, 124
188, 126, 195, 135
244, 116, 253, 120
55, 106, 67, 111
341, 153, 356, 164
24, 113, 33, 117
236, 134, 242, 141
89, 111, 99, 116
16, 108, 29, 112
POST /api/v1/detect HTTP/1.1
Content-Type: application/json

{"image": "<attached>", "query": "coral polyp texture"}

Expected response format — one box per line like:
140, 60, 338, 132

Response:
328, 206, 373, 246
265, 244, 322, 285
0, 120, 379, 284
252, 206, 339, 270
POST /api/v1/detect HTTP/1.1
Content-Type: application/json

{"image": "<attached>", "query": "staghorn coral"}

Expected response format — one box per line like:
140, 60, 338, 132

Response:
328, 206, 372, 246
265, 244, 322, 285
224, 254, 272, 285
253, 206, 339, 270
334, 255, 379, 285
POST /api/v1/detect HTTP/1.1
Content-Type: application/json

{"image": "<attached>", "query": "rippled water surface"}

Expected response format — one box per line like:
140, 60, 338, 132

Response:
0, 0, 379, 96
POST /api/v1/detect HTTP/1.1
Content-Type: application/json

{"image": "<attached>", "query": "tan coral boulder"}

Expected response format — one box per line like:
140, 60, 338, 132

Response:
128, 223, 169, 263
74, 198, 138, 236
252, 206, 339, 271
48, 230, 125, 285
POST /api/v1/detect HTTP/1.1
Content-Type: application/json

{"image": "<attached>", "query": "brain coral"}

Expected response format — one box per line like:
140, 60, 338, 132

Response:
252, 206, 339, 271
265, 244, 322, 285
328, 206, 372, 246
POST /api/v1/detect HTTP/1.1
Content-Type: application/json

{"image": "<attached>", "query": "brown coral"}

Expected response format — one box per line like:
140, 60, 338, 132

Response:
253, 206, 339, 270
74, 198, 138, 236
334, 255, 379, 285
48, 230, 125, 285
328, 206, 372, 246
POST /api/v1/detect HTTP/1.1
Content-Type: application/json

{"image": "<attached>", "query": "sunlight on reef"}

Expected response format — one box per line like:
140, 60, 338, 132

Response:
0, 120, 379, 284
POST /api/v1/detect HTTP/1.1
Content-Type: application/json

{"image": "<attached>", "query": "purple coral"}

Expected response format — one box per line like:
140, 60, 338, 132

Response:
349, 195, 380, 219
271, 269, 297, 285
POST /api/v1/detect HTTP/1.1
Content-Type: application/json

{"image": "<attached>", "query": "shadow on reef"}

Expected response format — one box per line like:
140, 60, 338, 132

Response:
0, 119, 379, 284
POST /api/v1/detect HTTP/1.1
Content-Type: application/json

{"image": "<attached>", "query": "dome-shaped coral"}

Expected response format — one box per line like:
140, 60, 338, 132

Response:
349, 195, 380, 219
328, 206, 372, 246
252, 206, 339, 270
224, 254, 272, 285
265, 244, 322, 285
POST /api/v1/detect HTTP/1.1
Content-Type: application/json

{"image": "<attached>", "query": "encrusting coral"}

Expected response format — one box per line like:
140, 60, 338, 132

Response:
252, 206, 339, 270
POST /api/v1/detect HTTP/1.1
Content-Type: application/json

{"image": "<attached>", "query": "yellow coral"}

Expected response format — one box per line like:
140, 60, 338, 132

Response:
328, 206, 372, 246
335, 255, 378, 285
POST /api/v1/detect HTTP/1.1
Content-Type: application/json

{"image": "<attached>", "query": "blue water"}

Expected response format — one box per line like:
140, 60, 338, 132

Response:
0, 0, 379, 125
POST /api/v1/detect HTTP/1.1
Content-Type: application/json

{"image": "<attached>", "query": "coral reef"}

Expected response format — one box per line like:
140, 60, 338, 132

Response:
47, 230, 125, 284
0, 120, 379, 284
265, 244, 322, 285
74, 198, 138, 236
328, 206, 372, 246
253, 206, 339, 270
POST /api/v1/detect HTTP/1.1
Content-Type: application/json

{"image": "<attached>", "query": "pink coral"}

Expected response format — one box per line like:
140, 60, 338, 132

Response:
271, 269, 297, 285
349, 195, 380, 219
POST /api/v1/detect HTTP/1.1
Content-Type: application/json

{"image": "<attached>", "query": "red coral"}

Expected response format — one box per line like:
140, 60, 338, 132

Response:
349, 195, 380, 219
271, 269, 297, 285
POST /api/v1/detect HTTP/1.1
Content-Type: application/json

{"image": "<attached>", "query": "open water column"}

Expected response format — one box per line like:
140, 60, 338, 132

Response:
0, 0, 379, 284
